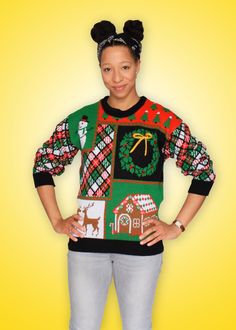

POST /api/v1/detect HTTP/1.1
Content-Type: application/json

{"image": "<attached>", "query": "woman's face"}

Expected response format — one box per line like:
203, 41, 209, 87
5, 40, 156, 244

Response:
99, 45, 140, 99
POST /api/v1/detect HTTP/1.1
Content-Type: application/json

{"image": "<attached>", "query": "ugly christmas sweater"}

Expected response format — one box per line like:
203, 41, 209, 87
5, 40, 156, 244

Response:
32, 95, 216, 256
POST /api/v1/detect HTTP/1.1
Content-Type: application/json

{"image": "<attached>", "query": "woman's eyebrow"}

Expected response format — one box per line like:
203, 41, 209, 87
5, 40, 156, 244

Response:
101, 60, 132, 66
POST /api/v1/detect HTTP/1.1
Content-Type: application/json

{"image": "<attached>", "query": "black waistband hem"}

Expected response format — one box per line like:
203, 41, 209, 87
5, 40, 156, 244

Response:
68, 237, 164, 256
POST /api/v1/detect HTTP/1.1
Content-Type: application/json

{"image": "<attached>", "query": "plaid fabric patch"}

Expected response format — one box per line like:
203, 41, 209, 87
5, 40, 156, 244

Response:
33, 117, 79, 176
162, 122, 215, 181
79, 124, 114, 197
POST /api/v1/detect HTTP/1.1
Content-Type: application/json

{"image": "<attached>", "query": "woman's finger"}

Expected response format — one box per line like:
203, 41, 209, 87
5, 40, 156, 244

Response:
72, 220, 86, 231
68, 232, 78, 242
73, 214, 81, 221
139, 223, 158, 240
142, 218, 156, 226
147, 236, 163, 246
140, 230, 160, 245
68, 225, 85, 239
69, 224, 85, 236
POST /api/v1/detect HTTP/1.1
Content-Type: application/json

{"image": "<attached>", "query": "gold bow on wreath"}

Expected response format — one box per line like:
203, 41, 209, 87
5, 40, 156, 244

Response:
129, 132, 153, 156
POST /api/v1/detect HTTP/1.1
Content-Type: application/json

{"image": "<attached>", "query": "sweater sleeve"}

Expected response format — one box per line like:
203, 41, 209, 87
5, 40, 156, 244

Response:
162, 121, 216, 196
32, 116, 80, 188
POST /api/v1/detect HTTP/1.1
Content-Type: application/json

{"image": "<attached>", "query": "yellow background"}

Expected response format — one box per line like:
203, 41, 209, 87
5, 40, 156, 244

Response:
1, 1, 235, 329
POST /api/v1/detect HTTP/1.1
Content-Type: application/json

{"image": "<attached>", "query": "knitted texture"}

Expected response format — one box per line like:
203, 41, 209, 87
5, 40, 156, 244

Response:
32, 96, 216, 254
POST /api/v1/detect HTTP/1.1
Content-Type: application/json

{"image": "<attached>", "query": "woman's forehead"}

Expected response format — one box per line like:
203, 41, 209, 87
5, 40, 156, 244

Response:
101, 46, 135, 63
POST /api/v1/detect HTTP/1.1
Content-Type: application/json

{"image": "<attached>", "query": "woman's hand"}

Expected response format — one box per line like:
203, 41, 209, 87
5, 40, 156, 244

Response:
139, 218, 182, 246
53, 214, 86, 242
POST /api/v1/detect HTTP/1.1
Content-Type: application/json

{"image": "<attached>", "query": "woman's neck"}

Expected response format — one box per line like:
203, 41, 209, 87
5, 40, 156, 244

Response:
107, 92, 140, 111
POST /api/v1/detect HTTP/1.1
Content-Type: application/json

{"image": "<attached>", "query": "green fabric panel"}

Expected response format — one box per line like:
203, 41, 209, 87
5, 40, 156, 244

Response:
67, 101, 99, 149
105, 181, 163, 241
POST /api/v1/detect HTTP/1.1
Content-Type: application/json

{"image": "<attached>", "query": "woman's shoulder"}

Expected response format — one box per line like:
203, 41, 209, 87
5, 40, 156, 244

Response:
67, 99, 100, 119
145, 96, 183, 136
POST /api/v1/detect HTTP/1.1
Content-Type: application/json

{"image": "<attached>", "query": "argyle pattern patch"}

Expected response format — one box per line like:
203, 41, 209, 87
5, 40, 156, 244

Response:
162, 122, 215, 181
79, 123, 114, 197
33, 117, 79, 176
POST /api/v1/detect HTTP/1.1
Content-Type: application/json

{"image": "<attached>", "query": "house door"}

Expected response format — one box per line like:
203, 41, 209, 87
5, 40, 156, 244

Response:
118, 214, 131, 233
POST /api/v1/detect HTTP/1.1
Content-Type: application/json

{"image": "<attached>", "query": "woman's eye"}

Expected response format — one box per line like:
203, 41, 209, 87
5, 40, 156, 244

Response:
123, 66, 130, 70
103, 68, 110, 72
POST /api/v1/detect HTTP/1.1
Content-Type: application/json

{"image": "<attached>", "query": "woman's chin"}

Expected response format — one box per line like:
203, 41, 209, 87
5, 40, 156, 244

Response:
109, 87, 131, 98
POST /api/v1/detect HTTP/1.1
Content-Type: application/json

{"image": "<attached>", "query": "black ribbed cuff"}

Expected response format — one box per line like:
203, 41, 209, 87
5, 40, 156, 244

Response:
33, 172, 55, 188
188, 178, 214, 196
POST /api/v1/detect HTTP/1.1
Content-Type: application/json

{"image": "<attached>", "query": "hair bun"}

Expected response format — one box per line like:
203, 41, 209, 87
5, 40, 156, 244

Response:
123, 20, 144, 42
90, 20, 116, 43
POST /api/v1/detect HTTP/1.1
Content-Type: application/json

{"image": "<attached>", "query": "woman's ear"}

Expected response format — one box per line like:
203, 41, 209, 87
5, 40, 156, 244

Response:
136, 59, 141, 75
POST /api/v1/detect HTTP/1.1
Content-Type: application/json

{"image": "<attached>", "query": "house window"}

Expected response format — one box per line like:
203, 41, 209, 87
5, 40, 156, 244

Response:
133, 218, 140, 228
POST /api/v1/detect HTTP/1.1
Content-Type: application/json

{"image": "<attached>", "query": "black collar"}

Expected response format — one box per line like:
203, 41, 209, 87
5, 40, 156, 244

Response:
100, 95, 147, 118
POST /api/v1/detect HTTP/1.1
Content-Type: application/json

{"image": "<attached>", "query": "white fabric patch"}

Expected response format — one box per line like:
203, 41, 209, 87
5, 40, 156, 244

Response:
76, 199, 105, 239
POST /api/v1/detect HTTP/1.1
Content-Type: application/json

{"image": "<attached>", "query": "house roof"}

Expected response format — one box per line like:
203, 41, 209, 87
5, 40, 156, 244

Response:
113, 194, 158, 214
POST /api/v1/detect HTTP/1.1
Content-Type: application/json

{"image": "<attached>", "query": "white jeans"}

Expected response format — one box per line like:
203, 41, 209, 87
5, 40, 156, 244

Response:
67, 250, 163, 330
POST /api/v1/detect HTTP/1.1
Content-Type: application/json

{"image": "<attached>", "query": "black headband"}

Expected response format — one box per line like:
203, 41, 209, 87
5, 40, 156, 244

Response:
97, 32, 142, 61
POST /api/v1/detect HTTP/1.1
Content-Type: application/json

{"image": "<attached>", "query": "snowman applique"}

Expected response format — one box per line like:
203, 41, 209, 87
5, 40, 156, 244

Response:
78, 115, 89, 148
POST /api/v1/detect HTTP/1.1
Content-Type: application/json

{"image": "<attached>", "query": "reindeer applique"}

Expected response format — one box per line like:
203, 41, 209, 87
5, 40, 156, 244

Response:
77, 202, 101, 237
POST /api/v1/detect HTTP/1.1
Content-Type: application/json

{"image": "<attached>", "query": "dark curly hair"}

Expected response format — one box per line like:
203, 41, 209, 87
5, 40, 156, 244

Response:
90, 20, 144, 63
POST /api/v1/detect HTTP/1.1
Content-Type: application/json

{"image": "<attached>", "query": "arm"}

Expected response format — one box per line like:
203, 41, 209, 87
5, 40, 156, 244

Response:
140, 121, 216, 245
32, 117, 79, 186
32, 117, 85, 241
35, 184, 85, 240
36, 185, 64, 230
171, 192, 206, 232
140, 193, 207, 245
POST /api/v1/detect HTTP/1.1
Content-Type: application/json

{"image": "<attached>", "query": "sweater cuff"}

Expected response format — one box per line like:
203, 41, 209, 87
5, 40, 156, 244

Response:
33, 172, 55, 188
188, 178, 214, 196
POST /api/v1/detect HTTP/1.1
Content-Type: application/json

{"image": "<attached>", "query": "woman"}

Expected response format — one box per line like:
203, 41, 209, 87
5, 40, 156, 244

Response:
32, 20, 216, 330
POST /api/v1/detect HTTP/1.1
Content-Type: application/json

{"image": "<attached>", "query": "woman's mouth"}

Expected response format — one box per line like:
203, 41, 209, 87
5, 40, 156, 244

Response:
113, 84, 127, 91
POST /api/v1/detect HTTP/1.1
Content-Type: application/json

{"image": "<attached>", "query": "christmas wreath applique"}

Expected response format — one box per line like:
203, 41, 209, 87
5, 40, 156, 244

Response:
118, 128, 159, 177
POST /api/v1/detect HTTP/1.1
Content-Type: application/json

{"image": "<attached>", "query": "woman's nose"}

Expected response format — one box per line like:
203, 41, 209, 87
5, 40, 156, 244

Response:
112, 69, 122, 82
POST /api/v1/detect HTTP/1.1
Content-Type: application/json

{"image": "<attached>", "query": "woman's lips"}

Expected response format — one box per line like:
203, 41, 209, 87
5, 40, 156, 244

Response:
113, 84, 127, 91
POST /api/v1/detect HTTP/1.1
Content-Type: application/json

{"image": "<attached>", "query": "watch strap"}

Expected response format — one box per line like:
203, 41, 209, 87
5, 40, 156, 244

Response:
173, 219, 185, 232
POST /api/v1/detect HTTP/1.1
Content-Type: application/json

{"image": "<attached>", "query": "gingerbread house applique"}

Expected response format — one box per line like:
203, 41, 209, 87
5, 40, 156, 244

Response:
110, 194, 159, 236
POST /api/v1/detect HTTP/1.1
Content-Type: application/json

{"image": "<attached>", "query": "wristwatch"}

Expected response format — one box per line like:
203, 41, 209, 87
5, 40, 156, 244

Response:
172, 219, 185, 232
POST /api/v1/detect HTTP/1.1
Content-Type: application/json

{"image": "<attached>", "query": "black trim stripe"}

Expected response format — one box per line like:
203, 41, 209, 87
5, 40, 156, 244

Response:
68, 237, 164, 256
100, 95, 147, 118
33, 172, 55, 188
188, 178, 214, 196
